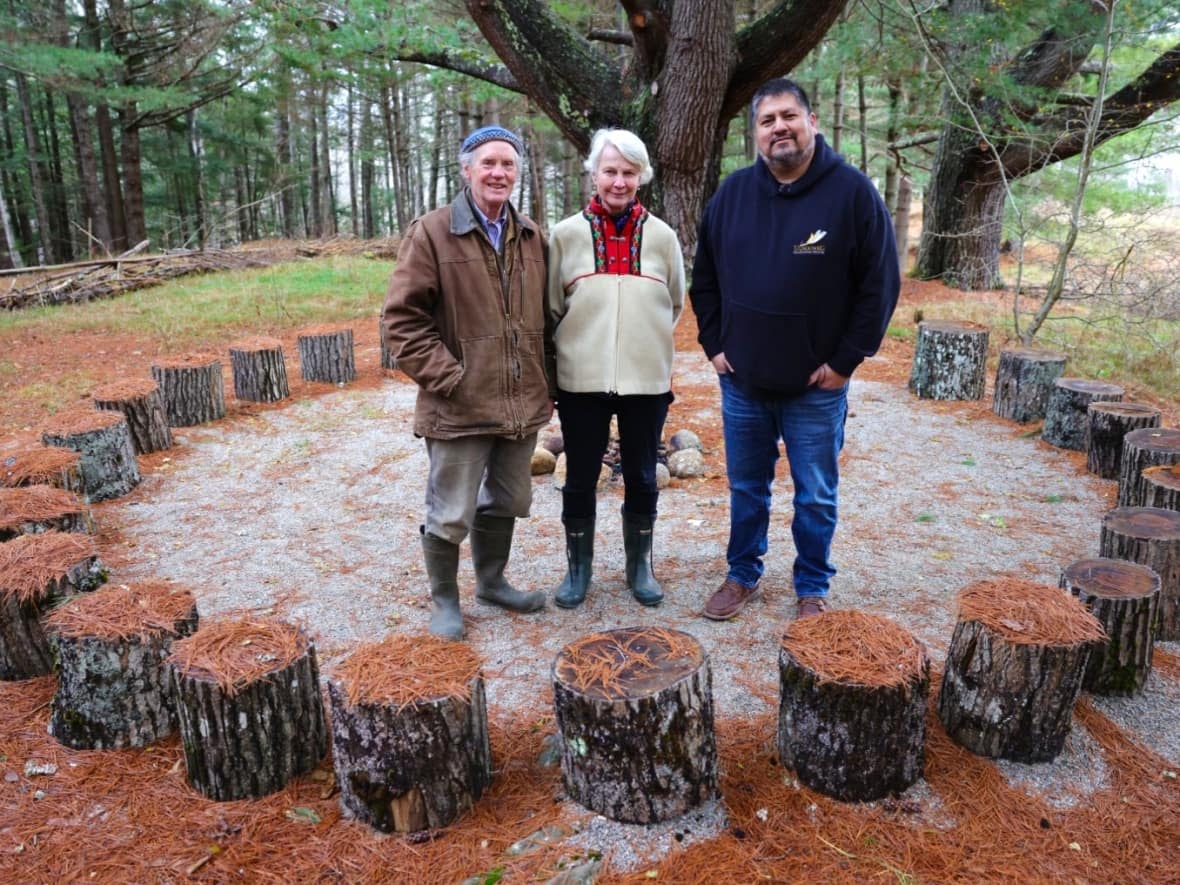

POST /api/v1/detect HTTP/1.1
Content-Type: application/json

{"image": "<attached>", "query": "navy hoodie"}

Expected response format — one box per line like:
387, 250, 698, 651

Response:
690, 134, 900, 398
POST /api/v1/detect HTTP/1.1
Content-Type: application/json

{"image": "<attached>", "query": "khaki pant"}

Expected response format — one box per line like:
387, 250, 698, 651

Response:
423, 434, 538, 544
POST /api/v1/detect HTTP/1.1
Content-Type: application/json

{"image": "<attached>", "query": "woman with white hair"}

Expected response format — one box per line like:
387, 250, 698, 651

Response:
546, 128, 685, 609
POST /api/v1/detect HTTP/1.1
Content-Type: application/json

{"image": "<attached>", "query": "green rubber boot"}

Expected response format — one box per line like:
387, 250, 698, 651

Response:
623, 510, 663, 606
553, 516, 595, 609
470, 514, 546, 613
421, 531, 463, 639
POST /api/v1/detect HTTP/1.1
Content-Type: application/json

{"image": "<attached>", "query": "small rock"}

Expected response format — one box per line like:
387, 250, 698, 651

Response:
538, 733, 562, 767
540, 431, 564, 456
668, 448, 705, 478
531, 447, 557, 475
4, 771, 19, 783
23, 761, 57, 777
547, 858, 602, 885
668, 429, 702, 453
33, 790, 47, 800
655, 462, 671, 489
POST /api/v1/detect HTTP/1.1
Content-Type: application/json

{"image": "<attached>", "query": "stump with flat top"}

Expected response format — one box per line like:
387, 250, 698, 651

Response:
297, 324, 356, 384
1141, 464, 1180, 513
168, 618, 326, 801
0, 485, 92, 540
937, 579, 1104, 762
0, 532, 106, 680
229, 336, 289, 403
328, 635, 491, 833
41, 409, 140, 502
907, 320, 989, 400
92, 378, 173, 454
552, 626, 717, 823
151, 353, 226, 427
1041, 378, 1124, 451
778, 610, 929, 801
46, 582, 198, 749
379, 319, 397, 371
1118, 427, 1180, 508
992, 348, 1067, 422
1100, 507, 1180, 641
1, 447, 83, 494
1060, 558, 1161, 696
1086, 402, 1162, 479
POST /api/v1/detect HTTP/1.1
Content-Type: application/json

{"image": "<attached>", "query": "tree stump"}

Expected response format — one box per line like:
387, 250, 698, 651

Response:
168, 618, 327, 801
1100, 507, 1180, 641
937, 579, 1103, 762
992, 348, 1067, 422
40, 409, 140, 502
1085, 401, 1161, 479
45, 582, 199, 749
229, 336, 290, 403
0, 486, 92, 540
1041, 378, 1124, 451
1060, 558, 1161, 696
0, 532, 106, 680
151, 353, 226, 426
907, 320, 989, 400
379, 318, 397, 371
778, 610, 929, 801
552, 626, 718, 823
327, 635, 491, 833
92, 378, 174, 454
297, 324, 356, 384
1118, 427, 1180, 508
1141, 464, 1180, 513
1, 447, 83, 494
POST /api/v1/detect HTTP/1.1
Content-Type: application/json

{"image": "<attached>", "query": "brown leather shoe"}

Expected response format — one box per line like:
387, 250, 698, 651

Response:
703, 578, 760, 621
795, 596, 828, 619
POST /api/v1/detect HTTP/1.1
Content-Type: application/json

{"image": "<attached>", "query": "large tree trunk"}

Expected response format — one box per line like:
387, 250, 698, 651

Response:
82, 0, 126, 252
13, 72, 54, 265
119, 106, 147, 248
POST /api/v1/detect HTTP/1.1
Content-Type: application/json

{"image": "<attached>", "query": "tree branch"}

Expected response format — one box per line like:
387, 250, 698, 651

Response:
392, 47, 520, 92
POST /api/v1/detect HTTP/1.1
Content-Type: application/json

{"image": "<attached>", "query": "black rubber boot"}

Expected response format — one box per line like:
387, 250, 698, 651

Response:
470, 514, 545, 613
421, 531, 463, 639
553, 516, 594, 609
623, 510, 663, 606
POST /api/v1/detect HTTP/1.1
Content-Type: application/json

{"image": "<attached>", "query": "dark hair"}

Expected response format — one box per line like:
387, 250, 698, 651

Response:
750, 78, 812, 122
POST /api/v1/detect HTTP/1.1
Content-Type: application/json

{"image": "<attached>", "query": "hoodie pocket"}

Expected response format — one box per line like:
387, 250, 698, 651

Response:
723, 302, 818, 392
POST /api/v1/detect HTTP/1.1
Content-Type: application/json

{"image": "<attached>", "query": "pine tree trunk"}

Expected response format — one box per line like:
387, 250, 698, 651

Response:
14, 71, 54, 264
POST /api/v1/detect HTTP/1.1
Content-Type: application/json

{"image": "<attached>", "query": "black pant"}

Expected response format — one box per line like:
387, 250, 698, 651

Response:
557, 389, 672, 520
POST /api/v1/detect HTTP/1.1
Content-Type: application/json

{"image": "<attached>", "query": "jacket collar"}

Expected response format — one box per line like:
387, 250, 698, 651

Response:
450, 188, 537, 239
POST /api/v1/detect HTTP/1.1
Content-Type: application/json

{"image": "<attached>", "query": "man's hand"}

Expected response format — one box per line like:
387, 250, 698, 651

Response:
711, 352, 734, 375
809, 363, 848, 389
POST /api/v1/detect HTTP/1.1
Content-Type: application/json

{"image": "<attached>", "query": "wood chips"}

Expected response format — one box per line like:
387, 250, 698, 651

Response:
554, 626, 703, 700
0, 485, 85, 530
331, 633, 481, 709
957, 577, 1106, 645
0, 447, 80, 487
0, 531, 98, 604
782, 609, 928, 688
45, 581, 196, 641
168, 618, 308, 696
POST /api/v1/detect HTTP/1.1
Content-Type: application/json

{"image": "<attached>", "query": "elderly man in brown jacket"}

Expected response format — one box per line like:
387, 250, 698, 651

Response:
382, 125, 552, 639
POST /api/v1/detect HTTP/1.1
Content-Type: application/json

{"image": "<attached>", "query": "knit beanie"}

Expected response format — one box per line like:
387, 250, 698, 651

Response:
460, 125, 524, 156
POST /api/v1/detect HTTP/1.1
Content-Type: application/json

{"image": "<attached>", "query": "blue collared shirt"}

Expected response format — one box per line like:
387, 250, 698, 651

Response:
471, 201, 508, 252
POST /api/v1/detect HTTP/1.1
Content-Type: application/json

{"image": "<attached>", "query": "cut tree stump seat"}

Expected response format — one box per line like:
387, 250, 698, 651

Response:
1141, 464, 1180, 512
552, 626, 718, 823
1, 447, 83, 494
778, 609, 930, 801
40, 408, 140, 502
907, 320, 989, 400
327, 635, 491, 833
1117, 427, 1180, 508
151, 353, 226, 427
937, 578, 1103, 763
46, 582, 198, 749
0, 485, 92, 540
92, 377, 173, 454
1085, 401, 1161, 479
992, 348, 1067, 422
1041, 378, 1124, 451
0, 532, 106, 680
1100, 507, 1180, 642
228, 336, 289, 403
297, 324, 356, 384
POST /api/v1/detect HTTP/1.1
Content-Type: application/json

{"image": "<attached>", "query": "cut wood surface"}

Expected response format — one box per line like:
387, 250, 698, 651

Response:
1099, 507, 1180, 641
1118, 427, 1180, 508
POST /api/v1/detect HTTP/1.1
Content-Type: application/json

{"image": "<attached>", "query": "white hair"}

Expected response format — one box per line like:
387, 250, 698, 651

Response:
584, 129, 654, 185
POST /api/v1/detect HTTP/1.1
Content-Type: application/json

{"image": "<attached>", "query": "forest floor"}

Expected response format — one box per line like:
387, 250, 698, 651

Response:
1, 272, 1178, 883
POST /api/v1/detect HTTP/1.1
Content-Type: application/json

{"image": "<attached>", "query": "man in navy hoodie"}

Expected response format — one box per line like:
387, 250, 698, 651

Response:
690, 77, 900, 621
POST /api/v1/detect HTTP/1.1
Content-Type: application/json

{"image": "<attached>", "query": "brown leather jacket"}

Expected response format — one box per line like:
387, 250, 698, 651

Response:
381, 190, 552, 440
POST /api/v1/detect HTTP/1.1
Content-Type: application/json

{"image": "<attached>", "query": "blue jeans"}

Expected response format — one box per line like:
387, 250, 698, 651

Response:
719, 374, 847, 597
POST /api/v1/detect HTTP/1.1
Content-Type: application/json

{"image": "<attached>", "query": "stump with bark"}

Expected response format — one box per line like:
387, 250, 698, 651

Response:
937, 579, 1103, 762
1, 447, 83, 494
552, 626, 717, 823
46, 582, 199, 749
992, 348, 1067, 422
778, 610, 929, 801
1118, 427, 1180, 508
907, 320, 989, 400
92, 378, 173, 454
297, 324, 356, 384
0, 532, 106, 680
1141, 464, 1180, 513
229, 336, 290, 403
1100, 507, 1180, 641
151, 353, 226, 427
0, 485, 92, 540
1060, 558, 1161, 696
1041, 378, 1124, 451
168, 618, 327, 801
379, 319, 397, 371
40, 409, 140, 502
1085, 402, 1162, 479
327, 635, 490, 833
